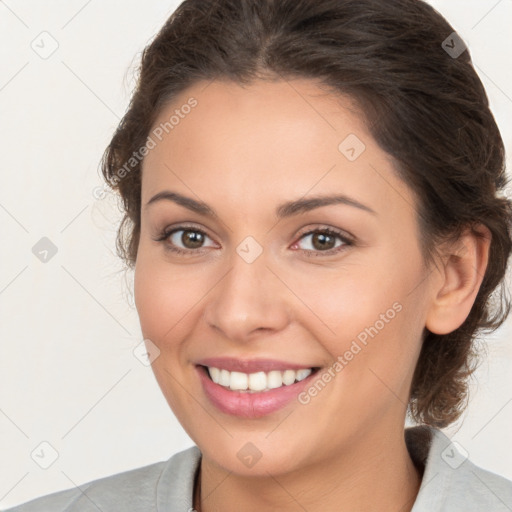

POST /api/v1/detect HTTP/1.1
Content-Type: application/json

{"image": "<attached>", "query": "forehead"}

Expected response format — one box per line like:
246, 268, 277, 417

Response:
141, 78, 416, 223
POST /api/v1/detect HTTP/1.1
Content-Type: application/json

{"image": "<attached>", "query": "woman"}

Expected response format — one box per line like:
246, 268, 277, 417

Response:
7, 0, 512, 510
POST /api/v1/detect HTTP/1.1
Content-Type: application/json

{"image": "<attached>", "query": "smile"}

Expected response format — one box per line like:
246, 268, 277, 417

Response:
206, 366, 313, 392
195, 358, 321, 418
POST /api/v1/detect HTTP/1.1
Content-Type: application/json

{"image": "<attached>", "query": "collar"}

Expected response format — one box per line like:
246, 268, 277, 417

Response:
155, 426, 465, 511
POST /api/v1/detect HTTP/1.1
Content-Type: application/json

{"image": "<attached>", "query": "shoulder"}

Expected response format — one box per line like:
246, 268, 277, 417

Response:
407, 426, 512, 511
4, 446, 201, 512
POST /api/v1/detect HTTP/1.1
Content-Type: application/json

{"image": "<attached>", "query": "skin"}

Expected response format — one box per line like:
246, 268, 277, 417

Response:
134, 78, 491, 512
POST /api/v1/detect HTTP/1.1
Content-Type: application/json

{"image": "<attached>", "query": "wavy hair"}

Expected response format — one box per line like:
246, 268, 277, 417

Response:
101, 0, 512, 427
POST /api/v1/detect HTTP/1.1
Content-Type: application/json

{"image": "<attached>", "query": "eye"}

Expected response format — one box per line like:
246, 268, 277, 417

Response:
154, 225, 217, 255
292, 227, 353, 257
154, 224, 354, 258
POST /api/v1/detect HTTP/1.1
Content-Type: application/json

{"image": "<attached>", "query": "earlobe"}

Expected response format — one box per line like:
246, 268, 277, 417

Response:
425, 224, 491, 335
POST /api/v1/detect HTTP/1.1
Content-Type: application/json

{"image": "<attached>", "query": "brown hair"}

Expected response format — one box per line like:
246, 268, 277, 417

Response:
101, 0, 512, 428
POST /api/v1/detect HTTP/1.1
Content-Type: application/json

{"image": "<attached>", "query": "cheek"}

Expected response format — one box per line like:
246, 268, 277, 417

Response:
134, 250, 200, 344
288, 261, 401, 351
133, 253, 202, 416
293, 250, 425, 385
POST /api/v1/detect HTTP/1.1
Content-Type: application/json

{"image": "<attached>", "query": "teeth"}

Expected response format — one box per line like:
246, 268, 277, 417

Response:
296, 369, 312, 381
267, 370, 283, 389
219, 369, 230, 387
248, 371, 267, 391
209, 367, 220, 384
206, 367, 312, 392
282, 369, 296, 385
230, 371, 248, 390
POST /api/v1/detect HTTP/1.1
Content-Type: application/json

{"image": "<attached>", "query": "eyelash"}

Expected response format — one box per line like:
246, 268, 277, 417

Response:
153, 224, 354, 258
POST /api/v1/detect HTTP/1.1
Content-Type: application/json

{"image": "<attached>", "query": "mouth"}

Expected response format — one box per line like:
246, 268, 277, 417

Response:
195, 358, 322, 418
198, 365, 319, 392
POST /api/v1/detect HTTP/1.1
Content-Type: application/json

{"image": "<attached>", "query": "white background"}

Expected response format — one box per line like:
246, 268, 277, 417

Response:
1, 0, 511, 508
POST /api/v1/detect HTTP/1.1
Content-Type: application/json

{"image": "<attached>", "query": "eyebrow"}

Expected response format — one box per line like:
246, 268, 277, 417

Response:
145, 190, 377, 218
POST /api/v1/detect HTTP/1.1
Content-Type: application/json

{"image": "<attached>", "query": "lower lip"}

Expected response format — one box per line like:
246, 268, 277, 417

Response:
197, 366, 316, 418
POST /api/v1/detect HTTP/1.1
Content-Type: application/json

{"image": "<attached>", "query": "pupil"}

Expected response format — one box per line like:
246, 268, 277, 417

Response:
183, 230, 204, 248
313, 233, 334, 250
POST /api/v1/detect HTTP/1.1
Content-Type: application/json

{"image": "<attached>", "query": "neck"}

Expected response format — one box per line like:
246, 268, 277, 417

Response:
194, 426, 422, 512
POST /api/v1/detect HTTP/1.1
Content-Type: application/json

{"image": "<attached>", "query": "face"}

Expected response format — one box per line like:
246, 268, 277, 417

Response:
134, 78, 434, 477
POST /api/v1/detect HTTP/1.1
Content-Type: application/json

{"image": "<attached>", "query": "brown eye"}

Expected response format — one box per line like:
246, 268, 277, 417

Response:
179, 230, 205, 249
295, 228, 349, 253
310, 232, 337, 251
157, 226, 217, 255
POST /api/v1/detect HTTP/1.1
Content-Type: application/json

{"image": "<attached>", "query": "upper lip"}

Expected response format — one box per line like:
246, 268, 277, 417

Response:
196, 357, 317, 373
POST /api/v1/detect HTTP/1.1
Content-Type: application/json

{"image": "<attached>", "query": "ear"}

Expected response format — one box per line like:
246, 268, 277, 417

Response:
425, 224, 492, 335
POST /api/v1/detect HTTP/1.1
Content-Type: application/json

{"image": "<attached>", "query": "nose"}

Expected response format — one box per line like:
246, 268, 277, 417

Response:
202, 248, 291, 344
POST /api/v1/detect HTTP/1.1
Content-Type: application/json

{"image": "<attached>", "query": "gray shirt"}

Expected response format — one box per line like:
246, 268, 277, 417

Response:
5, 426, 512, 511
